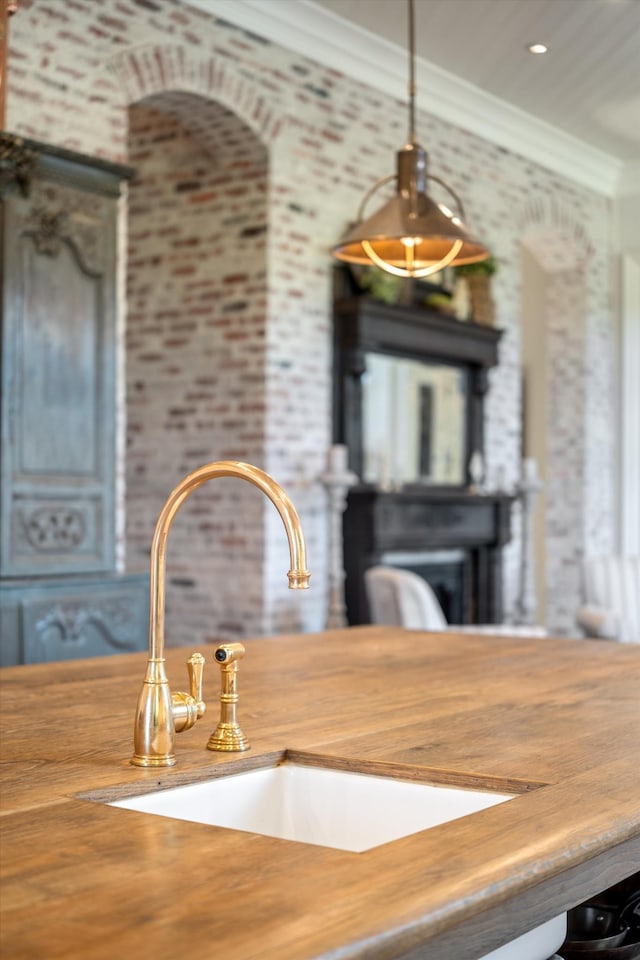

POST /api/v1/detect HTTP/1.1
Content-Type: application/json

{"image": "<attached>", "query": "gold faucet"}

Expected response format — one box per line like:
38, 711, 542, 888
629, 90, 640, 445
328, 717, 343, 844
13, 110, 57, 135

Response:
131, 460, 310, 767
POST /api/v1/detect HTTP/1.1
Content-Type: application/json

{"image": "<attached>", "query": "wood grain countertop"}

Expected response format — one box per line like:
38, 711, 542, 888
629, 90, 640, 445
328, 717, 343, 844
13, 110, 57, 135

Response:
1, 626, 639, 960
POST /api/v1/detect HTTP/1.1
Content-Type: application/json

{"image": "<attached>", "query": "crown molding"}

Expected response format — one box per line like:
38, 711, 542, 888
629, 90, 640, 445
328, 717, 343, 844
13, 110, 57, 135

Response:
618, 161, 640, 197
186, 0, 624, 197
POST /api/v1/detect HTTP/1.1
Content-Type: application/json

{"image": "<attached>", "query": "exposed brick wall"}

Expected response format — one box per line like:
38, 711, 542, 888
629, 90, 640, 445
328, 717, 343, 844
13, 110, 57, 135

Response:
7, 0, 615, 639
521, 208, 612, 635
126, 98, 269, 644
544, 268, 588, 634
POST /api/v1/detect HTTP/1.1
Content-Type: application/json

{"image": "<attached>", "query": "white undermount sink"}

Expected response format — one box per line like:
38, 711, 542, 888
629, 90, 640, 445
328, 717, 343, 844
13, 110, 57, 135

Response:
112, 761, 513, 852
109, 763, 566, 960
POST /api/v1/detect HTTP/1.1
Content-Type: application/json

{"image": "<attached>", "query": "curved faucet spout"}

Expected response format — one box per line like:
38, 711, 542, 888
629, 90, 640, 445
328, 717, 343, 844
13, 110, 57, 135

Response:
148, 460, 310, 661
132, 460, 310, 767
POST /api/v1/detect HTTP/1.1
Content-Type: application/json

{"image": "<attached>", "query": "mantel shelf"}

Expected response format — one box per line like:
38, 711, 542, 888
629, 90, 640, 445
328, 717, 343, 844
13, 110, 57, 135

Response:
334, 293, 503, 369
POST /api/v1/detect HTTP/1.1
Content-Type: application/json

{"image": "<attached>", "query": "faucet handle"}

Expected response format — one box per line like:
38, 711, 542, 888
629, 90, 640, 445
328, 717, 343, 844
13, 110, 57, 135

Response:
172, 652, 206, 733
187, 652, 206, 718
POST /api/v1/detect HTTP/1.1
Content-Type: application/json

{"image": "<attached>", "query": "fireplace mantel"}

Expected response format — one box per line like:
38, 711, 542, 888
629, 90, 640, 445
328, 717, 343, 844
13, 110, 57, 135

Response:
332, 267, 511, 627
343, 486, 513, 625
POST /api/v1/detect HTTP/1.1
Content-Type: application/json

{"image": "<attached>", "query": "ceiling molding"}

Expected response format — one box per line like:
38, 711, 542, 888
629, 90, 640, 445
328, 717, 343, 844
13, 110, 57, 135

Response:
618, 162, 640, 197
185, 0, 624, 197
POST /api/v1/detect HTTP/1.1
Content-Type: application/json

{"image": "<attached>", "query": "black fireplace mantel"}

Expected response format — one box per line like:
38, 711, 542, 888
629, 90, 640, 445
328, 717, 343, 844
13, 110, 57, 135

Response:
343, 486, 513, 626
332, 267, 511, 627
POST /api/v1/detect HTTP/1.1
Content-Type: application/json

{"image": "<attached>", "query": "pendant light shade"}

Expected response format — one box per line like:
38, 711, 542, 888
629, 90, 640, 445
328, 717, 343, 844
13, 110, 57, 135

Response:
331, 2, 489, 279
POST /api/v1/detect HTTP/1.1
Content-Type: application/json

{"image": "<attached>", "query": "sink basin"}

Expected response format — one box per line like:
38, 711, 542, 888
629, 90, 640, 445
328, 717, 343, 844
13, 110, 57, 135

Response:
110, 763, 565, 960
111, 762, 513, 852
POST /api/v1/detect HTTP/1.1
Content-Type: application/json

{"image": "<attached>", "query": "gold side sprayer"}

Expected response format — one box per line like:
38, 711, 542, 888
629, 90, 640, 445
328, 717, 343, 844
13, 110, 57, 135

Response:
208, 642, 250, 752
131, 460, 310, 767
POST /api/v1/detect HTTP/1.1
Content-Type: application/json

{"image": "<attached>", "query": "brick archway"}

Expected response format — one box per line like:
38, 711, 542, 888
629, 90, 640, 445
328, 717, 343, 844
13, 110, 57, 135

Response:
119, 53, 276, 645
519, 195, 593, 272
518, 196, 596, 634
108, 43, 285, 146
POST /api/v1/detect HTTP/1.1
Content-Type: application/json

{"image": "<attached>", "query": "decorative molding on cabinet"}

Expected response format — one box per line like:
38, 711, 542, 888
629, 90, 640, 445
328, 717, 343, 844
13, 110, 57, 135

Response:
0, 574, 149, 666
0, 135, 143, 666
1, 136, 132, 578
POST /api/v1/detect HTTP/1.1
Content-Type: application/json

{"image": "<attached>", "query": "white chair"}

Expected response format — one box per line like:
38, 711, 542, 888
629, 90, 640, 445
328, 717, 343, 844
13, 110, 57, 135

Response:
364, 565, 547, 636
365, 565, 448, 630
576, 556, 640, 643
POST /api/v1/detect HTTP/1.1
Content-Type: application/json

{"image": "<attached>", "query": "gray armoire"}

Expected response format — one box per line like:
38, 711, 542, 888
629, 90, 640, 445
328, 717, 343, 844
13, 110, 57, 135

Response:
0, 134, 148, 665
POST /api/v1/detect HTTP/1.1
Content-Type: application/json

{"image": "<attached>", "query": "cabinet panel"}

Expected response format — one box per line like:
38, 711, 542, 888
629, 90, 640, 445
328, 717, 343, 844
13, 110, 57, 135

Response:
19, 239, 102, 477
0, 138, 127, 577
10, 495, 106, 571
0, 134, 139, 667
0, 575, 149, 666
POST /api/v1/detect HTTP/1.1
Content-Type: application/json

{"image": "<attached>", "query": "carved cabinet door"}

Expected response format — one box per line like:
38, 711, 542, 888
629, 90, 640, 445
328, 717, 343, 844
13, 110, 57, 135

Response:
1, 151, 122, 576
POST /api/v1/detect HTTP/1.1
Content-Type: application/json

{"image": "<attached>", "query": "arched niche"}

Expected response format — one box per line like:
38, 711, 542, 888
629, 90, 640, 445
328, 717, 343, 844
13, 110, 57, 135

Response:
124, 89, 272, 646
520, 211, 598, 635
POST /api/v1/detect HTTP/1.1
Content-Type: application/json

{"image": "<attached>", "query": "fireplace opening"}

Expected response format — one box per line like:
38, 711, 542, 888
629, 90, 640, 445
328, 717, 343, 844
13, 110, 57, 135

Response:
380, 549, 468, 624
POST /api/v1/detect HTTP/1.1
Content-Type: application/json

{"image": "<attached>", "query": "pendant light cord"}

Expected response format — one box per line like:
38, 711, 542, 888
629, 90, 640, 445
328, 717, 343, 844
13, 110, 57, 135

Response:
329, 0, 489, 275
408, 0, 416, 144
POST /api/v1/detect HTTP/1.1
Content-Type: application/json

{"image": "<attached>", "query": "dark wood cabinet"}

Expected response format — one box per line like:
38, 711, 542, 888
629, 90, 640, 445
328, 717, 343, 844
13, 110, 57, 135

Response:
332, 268, 512, 626
0, 135, 148, 664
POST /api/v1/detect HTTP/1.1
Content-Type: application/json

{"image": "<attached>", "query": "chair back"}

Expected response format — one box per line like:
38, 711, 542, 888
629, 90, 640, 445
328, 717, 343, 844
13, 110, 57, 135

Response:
364, 566, 448, 630
583, 556, 640, 643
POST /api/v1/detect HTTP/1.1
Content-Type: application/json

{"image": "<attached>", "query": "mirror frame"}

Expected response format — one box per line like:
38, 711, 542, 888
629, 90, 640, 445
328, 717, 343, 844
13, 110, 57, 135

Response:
332, 268, 502, 488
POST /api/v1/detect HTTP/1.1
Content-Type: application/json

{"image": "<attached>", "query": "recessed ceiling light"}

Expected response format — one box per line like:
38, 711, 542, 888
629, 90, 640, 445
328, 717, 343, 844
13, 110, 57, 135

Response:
527, 43, 548, 54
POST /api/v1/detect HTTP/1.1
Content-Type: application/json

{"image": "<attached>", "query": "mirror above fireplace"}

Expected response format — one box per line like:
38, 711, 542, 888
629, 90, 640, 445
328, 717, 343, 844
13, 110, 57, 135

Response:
362, 352, 468, 487
332, 266, 502, 488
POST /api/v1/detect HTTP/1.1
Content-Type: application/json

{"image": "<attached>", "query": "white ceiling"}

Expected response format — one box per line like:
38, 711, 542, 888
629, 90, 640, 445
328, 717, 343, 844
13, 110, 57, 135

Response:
191, 0, 640, 194
312, 0, 640, 163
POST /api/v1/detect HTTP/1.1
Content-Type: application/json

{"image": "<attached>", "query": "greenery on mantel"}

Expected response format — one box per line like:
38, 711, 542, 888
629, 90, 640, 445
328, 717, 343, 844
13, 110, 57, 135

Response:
355, 266, 407, 305
453, 253, 499, 278
352, 264, 454, 310
348, 253, 499, 324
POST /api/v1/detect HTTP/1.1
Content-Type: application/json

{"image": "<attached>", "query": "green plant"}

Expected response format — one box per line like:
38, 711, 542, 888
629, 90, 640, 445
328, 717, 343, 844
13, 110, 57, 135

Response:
453, 253, 498, 278
357, 266, 405, 304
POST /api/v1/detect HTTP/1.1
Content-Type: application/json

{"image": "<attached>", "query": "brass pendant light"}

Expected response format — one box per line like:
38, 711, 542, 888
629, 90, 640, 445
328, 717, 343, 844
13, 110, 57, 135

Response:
331, 0, 489, 279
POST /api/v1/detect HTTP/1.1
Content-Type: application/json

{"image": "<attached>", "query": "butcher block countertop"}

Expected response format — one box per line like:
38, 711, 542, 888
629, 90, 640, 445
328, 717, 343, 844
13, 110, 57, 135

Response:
1, 626, 639, 960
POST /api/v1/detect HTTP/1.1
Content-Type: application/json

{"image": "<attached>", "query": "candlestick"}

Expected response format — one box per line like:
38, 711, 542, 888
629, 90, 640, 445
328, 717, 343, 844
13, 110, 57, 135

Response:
327, 444, 348, 474
320, 446, 358, 630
